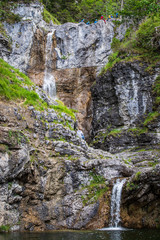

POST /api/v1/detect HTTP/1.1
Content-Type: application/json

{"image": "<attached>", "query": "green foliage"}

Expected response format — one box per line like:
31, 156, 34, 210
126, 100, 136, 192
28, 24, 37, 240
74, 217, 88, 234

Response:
127, 127, 148, 136
136, 16, 160, 51
100, 51, 121, 74
148, 159, 159, 167
0, 59, 76, 118
81, 172, 108, 205
111, 37, 121, 50
126, 181, 139, 191
134, 171, 141, 180
107, 128, 122, 137
101, 16, 160, 75
0, 225, 11, 232
42, 8, 60, 24
153, 75, 160, 106
123, 158, 132, 165
8, 182, 13, 190
53, 100, 76, 120
143, 112, 160, 126
42, 0, 121, 23
0, 1, 22, 24
121, 0, 160, 21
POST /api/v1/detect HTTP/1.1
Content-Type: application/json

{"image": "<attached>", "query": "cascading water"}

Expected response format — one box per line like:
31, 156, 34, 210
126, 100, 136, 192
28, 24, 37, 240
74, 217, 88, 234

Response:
109, 178, 126, 228
43, 31, 56, 98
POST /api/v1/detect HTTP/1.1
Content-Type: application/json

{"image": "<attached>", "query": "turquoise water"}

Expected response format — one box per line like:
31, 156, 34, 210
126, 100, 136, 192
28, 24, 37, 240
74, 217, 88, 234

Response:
0, 229, 160, 240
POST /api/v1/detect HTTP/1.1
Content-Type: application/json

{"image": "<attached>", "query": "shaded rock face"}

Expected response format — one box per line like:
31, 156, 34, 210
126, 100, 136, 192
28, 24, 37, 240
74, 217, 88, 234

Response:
91, 62, 160, 152
121, 165, 160, 228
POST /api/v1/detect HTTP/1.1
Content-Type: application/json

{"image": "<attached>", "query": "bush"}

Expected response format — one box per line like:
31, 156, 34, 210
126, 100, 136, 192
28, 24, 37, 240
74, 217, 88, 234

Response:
136, 16, 160, 51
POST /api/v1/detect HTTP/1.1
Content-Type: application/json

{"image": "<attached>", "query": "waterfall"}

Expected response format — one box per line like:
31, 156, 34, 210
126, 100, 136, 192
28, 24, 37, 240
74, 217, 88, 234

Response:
109, 178, 126, 228
43, 31, 56, 98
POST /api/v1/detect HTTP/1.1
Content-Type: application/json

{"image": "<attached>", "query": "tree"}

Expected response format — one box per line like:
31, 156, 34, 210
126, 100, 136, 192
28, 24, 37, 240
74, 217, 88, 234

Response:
121, 0, 160, 20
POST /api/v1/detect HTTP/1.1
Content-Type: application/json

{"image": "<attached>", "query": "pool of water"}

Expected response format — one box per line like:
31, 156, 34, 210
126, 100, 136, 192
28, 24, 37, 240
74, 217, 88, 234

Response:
0, 229, 160, 240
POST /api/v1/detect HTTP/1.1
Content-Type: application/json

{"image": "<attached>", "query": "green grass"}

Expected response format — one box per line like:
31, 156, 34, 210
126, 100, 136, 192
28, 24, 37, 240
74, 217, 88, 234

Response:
107, 128, 122, 137
100, 51, 121, 74
42, 8, 60, 25
52, 100, 75, 120
0, 59, 76, 119
100, 16, 160, 75
143, 112, 160, 126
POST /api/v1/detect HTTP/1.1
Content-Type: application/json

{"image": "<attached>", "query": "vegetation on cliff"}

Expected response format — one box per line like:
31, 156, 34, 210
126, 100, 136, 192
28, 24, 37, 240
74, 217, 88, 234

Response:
101, 15, 160, 75
42, 0, 160, 23
0, 59, 75, 119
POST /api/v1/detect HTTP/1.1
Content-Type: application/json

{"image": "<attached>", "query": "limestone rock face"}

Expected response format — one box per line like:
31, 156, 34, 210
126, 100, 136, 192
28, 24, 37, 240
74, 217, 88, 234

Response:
91, 61, 160, 152
2, 2, 54, 72
55, 21, 114, 69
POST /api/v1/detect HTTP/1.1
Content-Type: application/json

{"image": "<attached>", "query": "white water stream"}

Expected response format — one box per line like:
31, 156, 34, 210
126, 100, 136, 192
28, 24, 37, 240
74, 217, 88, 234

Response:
43, 31, 56, 98
109, 178, 126, 228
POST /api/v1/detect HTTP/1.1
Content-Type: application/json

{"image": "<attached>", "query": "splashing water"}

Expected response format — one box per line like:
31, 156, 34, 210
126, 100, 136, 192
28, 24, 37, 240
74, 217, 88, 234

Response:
109, 178, 126, 228
43, 31, 56, 98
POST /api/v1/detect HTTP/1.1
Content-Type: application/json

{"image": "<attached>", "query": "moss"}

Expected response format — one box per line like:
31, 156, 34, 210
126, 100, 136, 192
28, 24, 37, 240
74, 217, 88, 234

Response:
127, 127, 148, 136
148, 160, 159, 168
134, 171, 141, 181
8, 182, 12, 190
42, 8, 60, 25
8, 130, 27, 146
123, 158, 132, 165
126, 181, 139, 191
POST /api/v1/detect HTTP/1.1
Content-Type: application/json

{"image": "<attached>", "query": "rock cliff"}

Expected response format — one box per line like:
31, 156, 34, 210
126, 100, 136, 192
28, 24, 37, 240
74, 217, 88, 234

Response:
0, 99, 134, 231
0, 1, 160, 232
91, 61, 160, 152
1, 2, 116, 139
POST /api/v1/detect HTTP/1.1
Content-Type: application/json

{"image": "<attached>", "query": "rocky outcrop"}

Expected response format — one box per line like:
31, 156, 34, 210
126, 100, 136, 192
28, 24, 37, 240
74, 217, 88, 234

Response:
1, 98, 160, 230
121, 165, 160, 228
0, 99, 136, 231
91, 61, 160, 152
